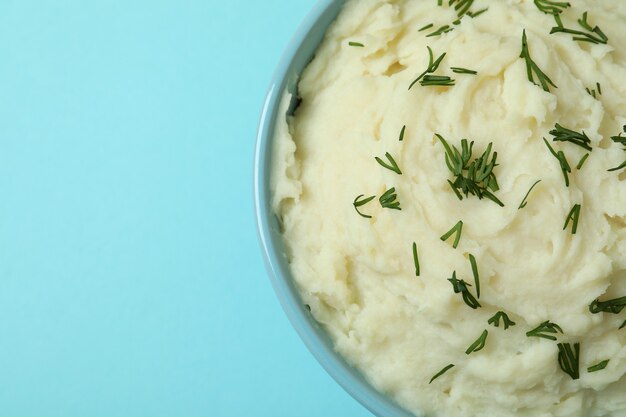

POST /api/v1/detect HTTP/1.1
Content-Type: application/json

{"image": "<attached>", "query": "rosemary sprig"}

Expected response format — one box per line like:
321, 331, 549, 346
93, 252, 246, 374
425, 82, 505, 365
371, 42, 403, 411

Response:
577, 153, 590, 170
409, 47, 447, 90
533, 0, 570, 15
518, 180, 542, 209
353, 194, 376, 218
469, 254, 480, 298
563, 204, 581, 234
412, 242, 420, 277
436, 135, 504, 206
451, 67, 478, 75
448, 271, 481, 309
379, 188, 401, 210
526, 320, 563, 340
520, 30, 557, 92
608, 126, 626, 172
543, 138, 572, 186
440, 221, 463, 249
588, 360, 609, 373
558, 342, 580, 380
488, 311, 516, 329
420, 75, 456, 87
466, 8, 487, 18
399, 125, 406, 142
348, 41, 365, 47
551, 12, 608, 45
597, 82, 602, 95
429, 364, 454, 384
419, 23, 434, 32
465, 330, 488, 355
426, 24, 454, 38
589, 296, 626, 314
375, 152, 403, 175
550, 123, 592, 151
449, 0, 474, 18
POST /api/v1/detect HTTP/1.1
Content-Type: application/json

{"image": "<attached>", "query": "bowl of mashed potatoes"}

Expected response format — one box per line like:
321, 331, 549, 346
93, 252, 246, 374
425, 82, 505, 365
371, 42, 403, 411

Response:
255, 1, 626, 416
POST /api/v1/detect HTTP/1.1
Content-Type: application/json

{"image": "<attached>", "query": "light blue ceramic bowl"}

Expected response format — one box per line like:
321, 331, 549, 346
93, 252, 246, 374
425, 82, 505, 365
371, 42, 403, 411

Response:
254, 2, 417, 417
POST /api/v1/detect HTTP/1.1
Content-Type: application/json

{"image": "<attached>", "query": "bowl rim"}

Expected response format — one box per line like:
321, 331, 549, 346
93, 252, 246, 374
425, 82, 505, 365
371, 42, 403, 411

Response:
253, 2, 417, 417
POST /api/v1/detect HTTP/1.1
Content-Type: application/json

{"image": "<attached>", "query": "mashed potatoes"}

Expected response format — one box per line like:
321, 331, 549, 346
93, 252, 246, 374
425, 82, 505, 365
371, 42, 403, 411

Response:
271, 1, 626, 416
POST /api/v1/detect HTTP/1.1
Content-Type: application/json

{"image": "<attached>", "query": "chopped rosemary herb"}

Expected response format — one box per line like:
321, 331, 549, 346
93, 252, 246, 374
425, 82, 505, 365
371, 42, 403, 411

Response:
608, 126, 626, 172
420, 74, 456, 87
551, 12, 608, 45
563, 204, 581, 234
440, 221, 463, 249
488, 311, 516, 330
451, 67, 478, 75
597, 82, 602, 95
375, 152, 403, 175
469, 254, 480, 298
533, 0, 570, 15
449, 0, 475, 18
409, 47, 448, 90
520, 30, 557, 92
558, 342, 580, 380
589, 296, 626, 314
448, 271, 481, 309
379, 188, 401, 210
419, 23, 434, 32
466, 330, 488, 355
426, 25, 454, 38
348, 41, 365, 47
436, 135, 504, 206
588, 359, 609, 373
353, 195, 376, 219
466, 8, 487, 18
550, 123, 592, 151
399, 125, 406, 142
413, 242, 420, 277
620, 319, 626, 330
518, 180, 542, 209
437, 0, 443, 6
543, 138, 572, 187
577, 153, 590, 170
586, 87, 597, 99
526, 320, 563, 340
429, 364, 454, 384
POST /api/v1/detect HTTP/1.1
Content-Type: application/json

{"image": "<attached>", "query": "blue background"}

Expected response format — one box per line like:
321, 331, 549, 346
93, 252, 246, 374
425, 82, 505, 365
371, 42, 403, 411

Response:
0, 1, 372, 416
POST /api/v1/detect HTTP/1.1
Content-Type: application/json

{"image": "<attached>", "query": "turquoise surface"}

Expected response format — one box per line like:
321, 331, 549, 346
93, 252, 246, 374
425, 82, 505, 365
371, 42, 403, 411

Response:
0, 1, 373, 416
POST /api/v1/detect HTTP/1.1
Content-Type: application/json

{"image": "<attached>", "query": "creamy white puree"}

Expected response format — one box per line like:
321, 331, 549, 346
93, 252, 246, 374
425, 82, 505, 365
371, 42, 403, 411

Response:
271, 1, 626, 416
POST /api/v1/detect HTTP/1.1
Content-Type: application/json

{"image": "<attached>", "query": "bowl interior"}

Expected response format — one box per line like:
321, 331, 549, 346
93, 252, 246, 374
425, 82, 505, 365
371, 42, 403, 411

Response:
254, 2, 418, 417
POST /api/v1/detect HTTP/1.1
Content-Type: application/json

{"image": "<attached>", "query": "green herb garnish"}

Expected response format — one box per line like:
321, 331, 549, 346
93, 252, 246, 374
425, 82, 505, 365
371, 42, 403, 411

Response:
608, 126, 626, 172
588, 359, 609, 373
465, 330, 488, 355
526, 320, 563, 340
518, 180, 542, 209
353, 194, 376, 219
543, 138, 572, 186
551, 12, 608, 45
436, 135, 504, 206
348, 41, 365, 47
620, 319, 626, 330
451, 67, 478, 75
426, 25, 454, 38
399, 125, 406, 142
589, 296, 626, 314
533, 0, 570, 15
558, 343, 580, 380
413, 242, 420, 277
420, 74, 456, 87
466, 8, 487, 18
577, 153, 590, 170
448, 271, 481, 309
550, 123, 592, 151
375, 152, 402, 175
440, 220, 463, 249
419, 23, 434, 32
379, 188, 401, 210
409, 47, 448, 89
520, 30, 557, 92
488, 311, 516, 329
563, 204, 581, 234
469, 254, 480, 299
449, 0, 475, 18
429, 364, 454, 384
